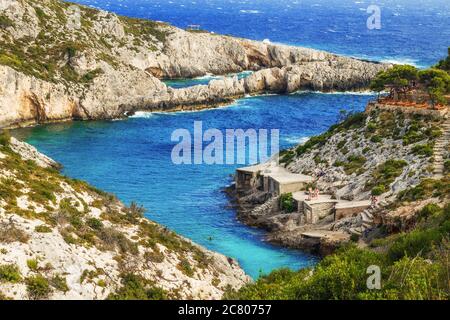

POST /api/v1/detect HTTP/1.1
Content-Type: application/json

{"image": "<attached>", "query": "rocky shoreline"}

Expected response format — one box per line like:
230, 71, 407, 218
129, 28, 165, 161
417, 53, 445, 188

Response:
0, 133, 250, 300
0, 0, 390, 129
229, 105, 449, 256
225, 183, 340, 256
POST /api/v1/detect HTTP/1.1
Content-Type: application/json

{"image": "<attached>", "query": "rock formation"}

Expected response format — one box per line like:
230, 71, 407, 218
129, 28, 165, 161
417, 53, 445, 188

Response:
0, 0, 389, 128
231, 105, 449, 254
0, 133, 250, 300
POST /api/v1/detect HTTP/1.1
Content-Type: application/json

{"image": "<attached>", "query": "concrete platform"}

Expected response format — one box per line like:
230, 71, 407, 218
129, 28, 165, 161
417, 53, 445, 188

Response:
301, 230, 348, 241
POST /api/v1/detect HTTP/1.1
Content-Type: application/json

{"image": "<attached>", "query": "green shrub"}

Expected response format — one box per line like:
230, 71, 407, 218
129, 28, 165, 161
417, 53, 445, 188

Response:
397, 177, 449, 202
371, 185, 386, 196
387, 228, 446, 262
0, 15, 14, 28
86, 217, 103, 230
370, 135, 382, 143
108, 273, 167, 300
35, 225, 52, 233
341, 146, 349, 155
279, 150, 296, 164
280, 193, 294, 213
444, 160, 450, 173
0, 264, 22, 283
337, 141, 346, 149
228, 238, 449, 300
412, 144, 434, 157
227, 246, 384, 300
26, 275, 52, 300
49, 275, 69, 293
366, 122, 377, 133
27, 259, 39, 271
340, 155, 367, 175
367, 159, 408, 192
125, 202, 145, 223
0, 130, 11, 146
99, 228, 138, 254
80, 68, 103, 83
418, 203, 442, 221
177, 258, 195, 277
296, 133, 329, 156
97, 279, 107, 287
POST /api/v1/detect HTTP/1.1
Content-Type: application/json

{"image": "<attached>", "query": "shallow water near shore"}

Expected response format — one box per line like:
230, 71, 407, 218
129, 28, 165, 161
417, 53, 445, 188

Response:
15, 92, 374, 278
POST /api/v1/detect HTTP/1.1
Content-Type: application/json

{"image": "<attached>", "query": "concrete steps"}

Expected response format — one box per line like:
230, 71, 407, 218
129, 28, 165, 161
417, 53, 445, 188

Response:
355, 199, 390, 234
432, 117, 450, 178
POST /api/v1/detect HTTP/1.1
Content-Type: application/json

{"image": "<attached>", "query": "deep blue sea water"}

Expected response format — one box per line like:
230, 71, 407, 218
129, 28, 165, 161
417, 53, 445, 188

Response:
71, 0, 450, 68
15, 0, 449, 278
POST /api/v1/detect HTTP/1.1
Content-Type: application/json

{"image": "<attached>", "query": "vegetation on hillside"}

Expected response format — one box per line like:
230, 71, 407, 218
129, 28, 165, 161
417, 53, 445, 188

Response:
226, 204, 449, 300
0, 0, 171, 84
245, 54, 449, 300
370, 48, 450, 106
0, 130, 223, 300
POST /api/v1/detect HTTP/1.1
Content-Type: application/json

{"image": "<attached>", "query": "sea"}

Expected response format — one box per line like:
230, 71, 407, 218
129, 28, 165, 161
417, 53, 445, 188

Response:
14, 0, 450, 278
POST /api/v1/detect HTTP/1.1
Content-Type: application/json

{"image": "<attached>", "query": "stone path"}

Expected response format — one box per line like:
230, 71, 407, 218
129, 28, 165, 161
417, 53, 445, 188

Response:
349, 199, 389, 236
433, 116, 450, 178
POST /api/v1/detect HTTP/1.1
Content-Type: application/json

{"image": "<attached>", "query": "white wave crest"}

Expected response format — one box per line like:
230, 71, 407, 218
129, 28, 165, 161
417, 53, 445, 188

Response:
239, 9, 260, 14
283, 136, 310, 144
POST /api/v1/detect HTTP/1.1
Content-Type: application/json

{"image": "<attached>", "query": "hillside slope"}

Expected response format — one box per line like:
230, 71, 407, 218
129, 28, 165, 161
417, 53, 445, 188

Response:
0, 132, 249, 300
234, 105, 449, 254
227, 106, 449, 300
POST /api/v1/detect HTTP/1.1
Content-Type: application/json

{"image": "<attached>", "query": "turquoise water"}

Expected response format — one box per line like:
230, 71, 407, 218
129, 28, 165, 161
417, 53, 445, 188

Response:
16, 92, 374, 278
15, 0, 449, 278
164, 71, 253, 88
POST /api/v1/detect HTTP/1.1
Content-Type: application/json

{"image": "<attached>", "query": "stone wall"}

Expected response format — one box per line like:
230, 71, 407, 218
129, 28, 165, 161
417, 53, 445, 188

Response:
365, 102, 448, 118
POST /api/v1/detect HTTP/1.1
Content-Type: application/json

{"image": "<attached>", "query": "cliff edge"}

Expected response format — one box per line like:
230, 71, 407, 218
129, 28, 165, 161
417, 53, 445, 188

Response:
0, 0, 389, 128
0, 132, 250, 300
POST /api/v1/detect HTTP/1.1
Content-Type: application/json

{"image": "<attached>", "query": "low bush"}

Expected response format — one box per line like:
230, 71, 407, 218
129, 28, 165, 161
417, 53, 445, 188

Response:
0, 222, 30, 243
26, 275, 52, 300
86, 217, 103, 230
371, 185, 386, 196
108, 273, 168, 300
0, 264, 21, 283
27, 259, 39, 272
280, 193, 294, 213
337, 155, 367, 175
444, 160, 450, 173
366, 159, 408, 192
35, 225, 52, 233
49, 275, 69, 293
0, 130, 11, 146
125, 202, 145, 223
397, 177, 449, 202
99, 228, 138, 255
412, 143, 434, 157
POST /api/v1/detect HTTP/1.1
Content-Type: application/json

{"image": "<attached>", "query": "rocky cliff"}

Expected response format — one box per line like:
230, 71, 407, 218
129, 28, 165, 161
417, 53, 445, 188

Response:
0, 132, 250, 300
0, 0, 389, 128
232, 105, 449, 254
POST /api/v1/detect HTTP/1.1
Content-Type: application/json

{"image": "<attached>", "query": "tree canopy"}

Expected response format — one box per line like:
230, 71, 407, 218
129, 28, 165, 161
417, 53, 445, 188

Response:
418, 68, 450, 105
435, 47, 450, 72
370, 52, 450, 106
370, 65, 418, 98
